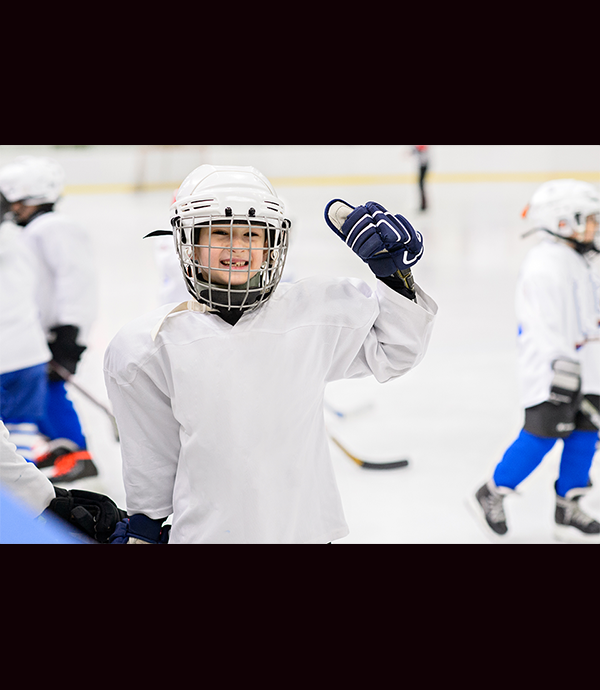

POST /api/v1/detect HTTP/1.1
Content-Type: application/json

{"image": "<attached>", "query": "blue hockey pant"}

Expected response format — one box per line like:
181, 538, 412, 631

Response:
493, 429, 598, 498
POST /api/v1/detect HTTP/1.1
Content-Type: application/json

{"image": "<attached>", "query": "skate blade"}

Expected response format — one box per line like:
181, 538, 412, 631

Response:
464, 494, 510, 544
553, 525, 600, 544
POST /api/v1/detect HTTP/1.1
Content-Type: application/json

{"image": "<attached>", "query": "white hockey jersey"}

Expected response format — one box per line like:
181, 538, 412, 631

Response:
104, 277, 438, 544
516, 237, 600, 409
19, 212, 97, 345
0, 222, 51, 375
0, 421, 55, 517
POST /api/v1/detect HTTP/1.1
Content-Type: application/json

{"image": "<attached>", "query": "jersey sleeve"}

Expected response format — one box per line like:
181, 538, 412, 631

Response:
325, 279, 437, 383
41, 218, 97, 340
0, 422, 55, 517
104, 348, 180, 520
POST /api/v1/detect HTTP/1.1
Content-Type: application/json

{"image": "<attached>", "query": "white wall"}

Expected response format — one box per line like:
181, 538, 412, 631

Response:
0, 145, 598, 191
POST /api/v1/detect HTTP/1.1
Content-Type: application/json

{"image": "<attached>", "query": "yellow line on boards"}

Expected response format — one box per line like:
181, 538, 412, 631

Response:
63, 171, 600, 195
428, 171, 600, 184
270, 171, 600, 186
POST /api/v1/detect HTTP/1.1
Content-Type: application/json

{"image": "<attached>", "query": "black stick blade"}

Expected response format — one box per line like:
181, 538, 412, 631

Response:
360, 459, 410, 470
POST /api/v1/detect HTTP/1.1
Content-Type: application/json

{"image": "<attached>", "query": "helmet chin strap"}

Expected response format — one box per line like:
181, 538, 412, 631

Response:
556, 217, 598, 253
574, 240, 599, 256
523, 227, 599, 256
557, 219, 599, 255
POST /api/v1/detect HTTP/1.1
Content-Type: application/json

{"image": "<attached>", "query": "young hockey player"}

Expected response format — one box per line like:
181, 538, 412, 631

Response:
104, 164, 438, 544
473, 179, 600, 543
0, 157, 99, 483
0, 216, 52, 462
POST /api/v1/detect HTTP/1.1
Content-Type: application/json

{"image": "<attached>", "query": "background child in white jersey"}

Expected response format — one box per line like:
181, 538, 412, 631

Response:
472, 179, 600, 543
0, 215, 52, 462
0, 157, 99, 484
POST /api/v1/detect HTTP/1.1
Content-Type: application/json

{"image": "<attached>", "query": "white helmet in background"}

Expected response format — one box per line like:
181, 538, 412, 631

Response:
523, 179, 600, 250
0, 156, 66, 206
169, 165, 291, 312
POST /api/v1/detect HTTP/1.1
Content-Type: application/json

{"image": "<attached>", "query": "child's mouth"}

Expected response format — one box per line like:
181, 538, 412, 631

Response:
221, 259, 249, 270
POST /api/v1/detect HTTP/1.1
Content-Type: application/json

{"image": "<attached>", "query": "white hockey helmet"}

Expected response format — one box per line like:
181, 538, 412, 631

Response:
0, 156, 66, 206
523, 179, 600, 248
170, 165, 291, 312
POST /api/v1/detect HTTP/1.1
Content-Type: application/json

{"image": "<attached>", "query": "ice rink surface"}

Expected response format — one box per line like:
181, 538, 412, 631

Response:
51, 167, 600, 544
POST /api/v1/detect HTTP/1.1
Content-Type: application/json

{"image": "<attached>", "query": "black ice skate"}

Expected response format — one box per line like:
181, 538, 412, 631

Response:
554, 486, 600, 544
35, 438, 99, 484
472, 480, 512, 538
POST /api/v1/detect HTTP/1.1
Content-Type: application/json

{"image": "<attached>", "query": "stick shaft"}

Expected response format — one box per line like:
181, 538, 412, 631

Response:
329, 435, 409, 470
49, 361, 120, 441
581, 399, 600, 430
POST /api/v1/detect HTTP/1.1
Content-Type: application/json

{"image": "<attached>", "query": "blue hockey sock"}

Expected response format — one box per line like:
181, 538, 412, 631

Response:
493, 429, 557, 490
38, 381, 87, 449
556, 431, 598, 498
0, 364, 47, 422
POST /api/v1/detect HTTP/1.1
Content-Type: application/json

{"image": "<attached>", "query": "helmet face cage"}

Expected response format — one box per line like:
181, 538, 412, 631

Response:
0, 192, 10, 225
586, 212, 600, 252
174, 212, 289, 312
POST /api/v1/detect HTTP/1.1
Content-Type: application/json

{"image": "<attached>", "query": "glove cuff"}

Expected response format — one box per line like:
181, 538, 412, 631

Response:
378, 273, 417, 302
128, 513, 169, 543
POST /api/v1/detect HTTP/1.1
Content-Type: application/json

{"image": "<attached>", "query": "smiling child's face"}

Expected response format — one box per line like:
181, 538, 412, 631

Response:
195, 224, 268, 286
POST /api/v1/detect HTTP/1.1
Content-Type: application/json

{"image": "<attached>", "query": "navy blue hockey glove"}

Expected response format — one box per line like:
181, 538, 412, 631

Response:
325, 200, 424, 279
109, 514, 171, 544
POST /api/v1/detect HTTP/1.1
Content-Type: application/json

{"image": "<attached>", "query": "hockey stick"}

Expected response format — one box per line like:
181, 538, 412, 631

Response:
324, 400, 375, 419
329, 434, 409, 470
580, 398, 600, 430
49, 361, 120, 442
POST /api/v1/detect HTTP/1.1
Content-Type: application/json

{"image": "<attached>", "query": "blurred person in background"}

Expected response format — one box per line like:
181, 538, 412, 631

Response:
472, 179, 600, 543
154, 233, 191, 305
0, 206, 51, 462
0, 157, 99, 483
153, 190, 192, 306
411, 146, 429, 212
